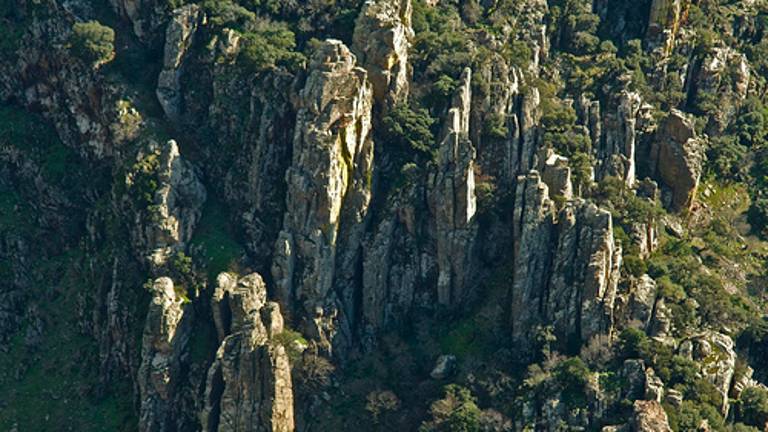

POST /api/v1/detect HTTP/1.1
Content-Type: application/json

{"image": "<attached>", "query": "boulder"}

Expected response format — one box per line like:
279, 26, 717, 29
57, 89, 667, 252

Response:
649, 110, 705, 212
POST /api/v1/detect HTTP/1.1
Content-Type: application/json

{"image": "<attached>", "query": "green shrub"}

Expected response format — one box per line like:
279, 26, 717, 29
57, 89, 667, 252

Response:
555, 357, 591, 408
69, 21, 114, 65
419, 385, 482, 432
740, 386, 768, 428
382, 104, 436, 157
239, 22, 304, 72
622, 255, 647, 277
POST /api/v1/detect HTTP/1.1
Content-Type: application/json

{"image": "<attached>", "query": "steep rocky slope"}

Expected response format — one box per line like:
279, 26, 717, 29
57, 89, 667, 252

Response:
2, 0, 768, 431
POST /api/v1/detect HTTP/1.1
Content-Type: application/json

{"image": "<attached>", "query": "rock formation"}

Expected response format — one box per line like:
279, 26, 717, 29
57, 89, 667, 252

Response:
631, 400, 673, 432
138, 277, 192, 432
353, 0, 413, 111
511, 173, 621, 353
272, 39, 374, 354
129, 139, 207, 269
430, 68, 478, 305
157, 5, 200, 122
202, 272, 295, 432
648, 110, 705, 212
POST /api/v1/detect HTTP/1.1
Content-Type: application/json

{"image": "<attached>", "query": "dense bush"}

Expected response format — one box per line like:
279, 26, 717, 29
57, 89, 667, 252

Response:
69, 21, 114, 65
239, 21, 304, 72
739, 386, 768, 428
382, 103, 436, 159
420, 385, 482, 432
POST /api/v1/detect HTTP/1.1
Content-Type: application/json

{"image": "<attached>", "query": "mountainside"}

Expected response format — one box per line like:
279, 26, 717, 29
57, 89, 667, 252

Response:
2, 0, 768, 431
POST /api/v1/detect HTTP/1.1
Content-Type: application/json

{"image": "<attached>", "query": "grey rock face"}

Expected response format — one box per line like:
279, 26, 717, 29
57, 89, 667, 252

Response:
509, 172, 555, 351
430, 354, 457, 380
550, 200, 622, 344
627, 275, 658, 330
202, 272, 295, 432
138, 278, 192, 432
683, 331, 737, 415
631, 400, 672, 432
510, 173, 621, 354
644, 368, 664, 403
130, 140, 207, 270
108, 0, 169, 41
594, 89, 644, 187
430, 68, 478, 306
541, 152, 573, 200
353, 0, 413, 111
686, 46, 751, 133
649, 110, 705, 212
272, 39, 374, 354
157, 5, 200, 122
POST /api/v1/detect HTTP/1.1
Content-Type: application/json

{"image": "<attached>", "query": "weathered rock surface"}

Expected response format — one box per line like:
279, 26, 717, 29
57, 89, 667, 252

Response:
509, 172, 555, 352
510, 172, 621, 353
138, 277, 192, 432
430, 68, 478, 306
130, 140, 207, 269
157, 5, 200, 122
202, 272, 295, 432
686, 46, 751, 134
549, 200, 622, 344
594, 89, 644, 186
353, 0, 413, 111
541, 152, 573, 200
682, 331, 737, 415
648, 110, 705, 212
108, 0, 169, 41
272, 39, 374, 355
631, 400, 672, 432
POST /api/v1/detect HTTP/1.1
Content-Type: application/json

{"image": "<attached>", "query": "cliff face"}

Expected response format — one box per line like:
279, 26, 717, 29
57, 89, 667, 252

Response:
202, 273, 294, 432
271, 39, 374, 356
3, 0, 768, 431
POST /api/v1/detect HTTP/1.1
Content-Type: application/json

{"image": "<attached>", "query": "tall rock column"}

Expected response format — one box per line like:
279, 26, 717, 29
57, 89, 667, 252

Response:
156, 5, 200, 122
430, 68, 478, 306
595, 89, 643, 187
353, 0, 413, 111
548, 201, 622, 345
271, 40, 374, 354
202, 272, 295, 432
510, 172, 556, 351
509, 177, 621, 354
138, 278, 193, 432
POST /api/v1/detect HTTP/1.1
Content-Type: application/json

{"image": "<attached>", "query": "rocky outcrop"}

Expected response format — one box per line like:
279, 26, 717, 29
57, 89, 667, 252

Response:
686, 46, 751, 134
646, 0, 686, 53
549, 200, 622, 344
510, 172, 621, 353
352, 0, 413, 111
129, 140, 207, 269
594, 89, 645, 187
272, 40, 374, 355
541, 152, 573, 200
157, 5, 200, 122
202, 272, 295, 432
510, 172, 555, 352
631, 400, 672, 432
138, 277, 192, 432
108, 0, 169, 42
430, 68, 478, 305
361, 180, 432, 331
471, 55, 542, 185
680, 331, 737, 415
648, 110, 705, 212
622, 275, 658, 330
